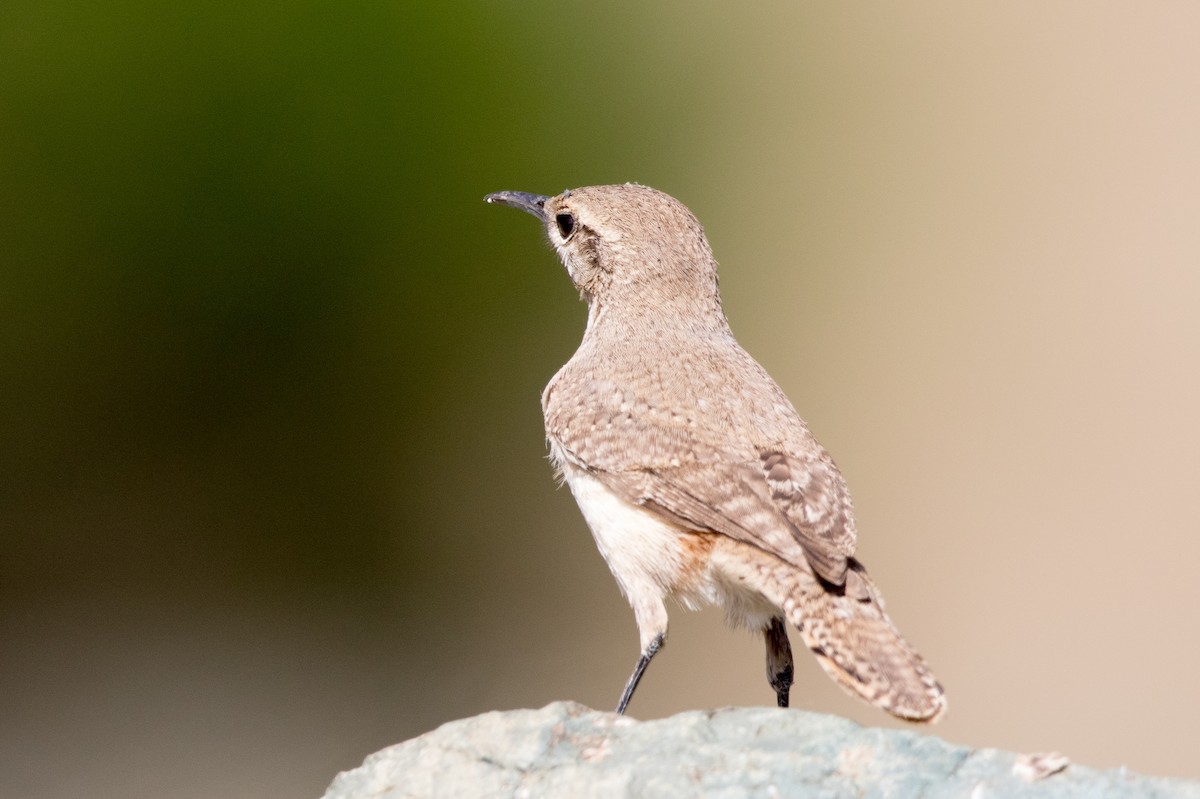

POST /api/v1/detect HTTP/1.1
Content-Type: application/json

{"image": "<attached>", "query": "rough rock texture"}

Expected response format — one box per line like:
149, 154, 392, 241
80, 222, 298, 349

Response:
323, 702, 1199, 799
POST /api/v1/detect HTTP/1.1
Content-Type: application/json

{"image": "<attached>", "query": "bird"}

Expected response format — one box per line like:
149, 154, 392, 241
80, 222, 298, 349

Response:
484, 183, 945, 722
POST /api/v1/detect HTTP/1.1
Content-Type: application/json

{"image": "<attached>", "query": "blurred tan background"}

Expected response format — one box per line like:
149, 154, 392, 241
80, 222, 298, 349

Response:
2, 2, 1198, 796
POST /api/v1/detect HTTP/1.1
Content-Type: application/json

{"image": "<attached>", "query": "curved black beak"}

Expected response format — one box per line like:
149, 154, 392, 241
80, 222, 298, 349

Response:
484, 191, 550, 221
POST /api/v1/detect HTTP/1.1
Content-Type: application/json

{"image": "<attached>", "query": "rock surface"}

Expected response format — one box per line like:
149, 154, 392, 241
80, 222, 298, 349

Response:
323, 702, 1199, 799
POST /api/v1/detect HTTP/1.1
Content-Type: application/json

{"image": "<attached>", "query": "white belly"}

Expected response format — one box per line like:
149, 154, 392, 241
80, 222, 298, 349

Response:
559, 462, 780, 632
563, 468, 690, 602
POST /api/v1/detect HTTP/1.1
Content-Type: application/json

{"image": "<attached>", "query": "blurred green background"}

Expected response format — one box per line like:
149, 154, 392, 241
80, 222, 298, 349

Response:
3, 2, 1198, 795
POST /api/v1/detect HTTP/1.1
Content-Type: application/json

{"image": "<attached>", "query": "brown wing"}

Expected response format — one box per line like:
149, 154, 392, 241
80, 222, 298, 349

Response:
543, 358, 858, 586
759, 450, 858, 573
598, 449, 857, 586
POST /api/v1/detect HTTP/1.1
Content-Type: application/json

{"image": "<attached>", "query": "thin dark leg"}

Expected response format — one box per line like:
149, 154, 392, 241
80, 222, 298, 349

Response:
615, 632, 664, 714
764, 616, 794, 708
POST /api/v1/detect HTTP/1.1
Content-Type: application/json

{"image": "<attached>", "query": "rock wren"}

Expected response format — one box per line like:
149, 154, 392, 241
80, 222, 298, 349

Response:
484, 184, 946, 722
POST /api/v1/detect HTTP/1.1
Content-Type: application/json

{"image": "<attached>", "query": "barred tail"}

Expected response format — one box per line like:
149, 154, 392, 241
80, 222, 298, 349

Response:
714, 541, 946, 722
789, 559, 945, 722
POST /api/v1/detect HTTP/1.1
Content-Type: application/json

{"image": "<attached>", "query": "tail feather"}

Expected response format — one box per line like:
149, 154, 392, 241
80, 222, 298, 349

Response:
789, 559, 946, 722
712, 540, 946, 722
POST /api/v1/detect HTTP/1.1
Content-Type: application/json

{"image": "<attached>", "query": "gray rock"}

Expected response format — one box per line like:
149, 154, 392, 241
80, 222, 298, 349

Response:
322, 702, 1200, 799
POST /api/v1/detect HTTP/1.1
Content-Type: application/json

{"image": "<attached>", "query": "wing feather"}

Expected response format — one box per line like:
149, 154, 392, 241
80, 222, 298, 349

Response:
590, 455, 855, 586
544, 359, 859, 586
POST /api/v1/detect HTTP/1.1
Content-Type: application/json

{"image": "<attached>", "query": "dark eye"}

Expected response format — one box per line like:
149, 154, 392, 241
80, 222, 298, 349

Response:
555, 212, 576, 238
